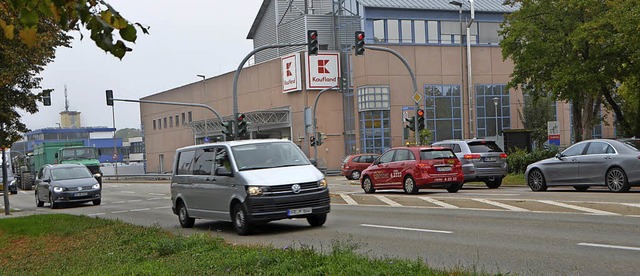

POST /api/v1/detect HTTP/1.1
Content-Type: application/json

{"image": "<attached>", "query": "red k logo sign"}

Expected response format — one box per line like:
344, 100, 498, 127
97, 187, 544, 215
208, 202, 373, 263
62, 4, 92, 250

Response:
285, 62, 293, 76
317, 59, 330, 74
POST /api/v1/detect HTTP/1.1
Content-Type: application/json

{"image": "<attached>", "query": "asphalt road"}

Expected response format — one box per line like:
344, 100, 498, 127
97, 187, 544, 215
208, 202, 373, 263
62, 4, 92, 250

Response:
2, 176, 640, 275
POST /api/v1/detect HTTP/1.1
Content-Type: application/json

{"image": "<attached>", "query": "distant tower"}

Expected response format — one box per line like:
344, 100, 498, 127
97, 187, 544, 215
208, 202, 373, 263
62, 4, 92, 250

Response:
59, 85, 82, 128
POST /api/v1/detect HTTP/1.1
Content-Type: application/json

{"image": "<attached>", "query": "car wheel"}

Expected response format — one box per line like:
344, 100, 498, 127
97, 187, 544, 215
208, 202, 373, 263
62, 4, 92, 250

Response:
49, 193, 59, 209
35, 191, 44, 207
344, 174, 352, 180
447, 182, 462, 193
606, 167, 630, 193
231, 204, 252, 235
573, 186, 590, 192
92, 199, 101, 205
403, 176, 418, 194
527, 169, 548, 191
307, 214, 327, 227
350, 170, 361, 180
177, 201, 195, 228
484, 177, 503, 189
362, 176, 375, 194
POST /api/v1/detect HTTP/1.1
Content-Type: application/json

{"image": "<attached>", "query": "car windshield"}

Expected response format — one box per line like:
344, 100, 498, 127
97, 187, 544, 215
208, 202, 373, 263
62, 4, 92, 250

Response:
231, 142, 310, 171
51, 167, 92, 180
60, 148, 95, 160
468, 141, 503, 153
420, 149, 456, 160
621, 139, 640, 151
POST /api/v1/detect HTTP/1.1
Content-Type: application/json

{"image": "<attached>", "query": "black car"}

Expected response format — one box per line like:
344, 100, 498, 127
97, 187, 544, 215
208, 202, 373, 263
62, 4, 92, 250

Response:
34, 164, 102, 208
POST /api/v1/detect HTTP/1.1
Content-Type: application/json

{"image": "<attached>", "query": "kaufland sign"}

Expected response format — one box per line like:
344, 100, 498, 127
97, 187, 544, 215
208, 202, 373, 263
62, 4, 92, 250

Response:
281, 53, 302, 93
306, 52, 340, 90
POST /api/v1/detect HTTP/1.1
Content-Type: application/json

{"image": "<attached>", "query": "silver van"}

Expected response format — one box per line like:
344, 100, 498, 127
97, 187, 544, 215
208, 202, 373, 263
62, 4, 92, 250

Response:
170, 139, 330, 235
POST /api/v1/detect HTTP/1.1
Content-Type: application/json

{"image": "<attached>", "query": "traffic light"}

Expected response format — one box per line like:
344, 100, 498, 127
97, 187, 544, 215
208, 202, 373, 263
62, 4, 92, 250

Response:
221, 121, 234, 140
417, 109, 425, 131
42, 89, 52, 106
237, 113, 248, 137
315, 132, 324, 146
405, 116, 416, 132
355, 31, 365, 56
307, 30, 318, 55
106, 90, 114, 106
310, 135, 316, 146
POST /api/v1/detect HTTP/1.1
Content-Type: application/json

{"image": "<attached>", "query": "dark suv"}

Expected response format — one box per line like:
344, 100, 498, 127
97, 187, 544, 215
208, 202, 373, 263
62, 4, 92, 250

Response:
431, 139, 508, 188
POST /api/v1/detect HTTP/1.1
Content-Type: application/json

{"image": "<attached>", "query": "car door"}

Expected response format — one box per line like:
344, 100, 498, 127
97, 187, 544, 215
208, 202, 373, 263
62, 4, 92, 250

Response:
391, 149, 415, 186
580, 141, 615, 185
209, 146, 236, 218
545, 142, 588, 185
369, 150, 396, 188
189, 147, 217, 218
34, 167, 47, 202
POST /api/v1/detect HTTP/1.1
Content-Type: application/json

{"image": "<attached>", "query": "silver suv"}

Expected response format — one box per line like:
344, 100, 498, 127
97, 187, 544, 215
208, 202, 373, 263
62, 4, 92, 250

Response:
431, 139, 508, 188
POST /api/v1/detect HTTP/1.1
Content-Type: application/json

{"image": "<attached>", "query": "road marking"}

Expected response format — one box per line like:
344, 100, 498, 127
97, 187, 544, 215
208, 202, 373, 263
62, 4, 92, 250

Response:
375, 195, 402, 207
578, 243, 640, 252
471, 198, 528, 212
128, 200, 143, 203
419, 197, 459, 208
86, 213, 106, 216
147, 197, 164, 201
155, 206, 172, 210
149, 193, 165, 196
130, 208, 150, 212
622, 203, 640, 208
111, 201, 125, 204
121, 191, 135, 194
361, 224, 453, 234
112, 210, 129, 214
339, 194, 358, 205
461, 193, 520, 196
537, 200, 619, 215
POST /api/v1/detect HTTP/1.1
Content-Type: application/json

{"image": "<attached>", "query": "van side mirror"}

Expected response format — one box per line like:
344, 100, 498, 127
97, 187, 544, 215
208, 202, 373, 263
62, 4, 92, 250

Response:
215, 166, 233, 177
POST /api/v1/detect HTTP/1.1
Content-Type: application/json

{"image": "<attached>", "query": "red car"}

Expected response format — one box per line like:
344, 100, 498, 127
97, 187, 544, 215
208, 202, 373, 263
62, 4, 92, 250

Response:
341, 154, 380, 180
360, 146, 464, 194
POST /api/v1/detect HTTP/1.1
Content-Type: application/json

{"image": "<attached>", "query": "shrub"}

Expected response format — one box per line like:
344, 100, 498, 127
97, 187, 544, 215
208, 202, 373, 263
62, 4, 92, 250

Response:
507, 147, 558, 174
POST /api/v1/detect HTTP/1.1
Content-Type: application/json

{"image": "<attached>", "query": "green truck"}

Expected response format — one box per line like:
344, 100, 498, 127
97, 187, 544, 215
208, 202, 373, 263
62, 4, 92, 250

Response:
18, 141, 102, 190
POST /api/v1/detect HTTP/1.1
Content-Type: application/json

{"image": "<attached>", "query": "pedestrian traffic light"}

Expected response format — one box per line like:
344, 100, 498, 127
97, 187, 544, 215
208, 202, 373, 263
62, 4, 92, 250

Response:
42, 89, 52, 106
106, 90, 114, 106
237, 113, 248, 137
315, 132, 324, 146
221, 121, 234, 140
405, 116, 416, 131
310, 135, 316, 146
307, 30, 319, 55
417, 109, 425, 131
355, 31, 365, 56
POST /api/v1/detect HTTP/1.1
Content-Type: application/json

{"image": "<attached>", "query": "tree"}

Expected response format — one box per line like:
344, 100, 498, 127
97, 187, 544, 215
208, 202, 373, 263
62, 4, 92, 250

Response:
501, 0, 639, 141
115, 128, 142, 139
517, 92, 556, 148
0, 0, 148, 59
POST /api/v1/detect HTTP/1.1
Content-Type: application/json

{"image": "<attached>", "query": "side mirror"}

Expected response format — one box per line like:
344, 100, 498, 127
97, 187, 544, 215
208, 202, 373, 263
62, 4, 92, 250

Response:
43, 179, 51, 183
555, 153, 563, 159
215, 166, 233, 177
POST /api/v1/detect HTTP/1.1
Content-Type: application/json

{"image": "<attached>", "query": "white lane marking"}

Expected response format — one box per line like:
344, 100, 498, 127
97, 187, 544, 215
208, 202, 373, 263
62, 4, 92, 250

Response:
112, 210, 129, 214
460, 193, 520, 196
121, 191, 135, 194
537, 200, 619, 215
86, 213, 106, 216
146, 197, 164, 201
578, 243, 640, 252
339, 194, 358, 205
149, 193, 166, 196
361, 224, 453, 234
420, 197, 459, 208
155, 206, 172, 210
375, 195, 402, 207
472, 198, 529, 212
111, 201, 125, 204
621, 203, 640, 208
128, 200, 143, 203
130, 208, 150, 212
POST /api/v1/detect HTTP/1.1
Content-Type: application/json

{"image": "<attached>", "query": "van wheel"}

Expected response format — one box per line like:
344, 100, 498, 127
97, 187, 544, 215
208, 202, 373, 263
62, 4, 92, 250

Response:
92, 199, 101, 205
35, 191, 44, 207
307, 214, 327, 227
232, 204, 252, 235
403, 176, 418, 194
177, 201, 194, 228
362, 177, 375, 194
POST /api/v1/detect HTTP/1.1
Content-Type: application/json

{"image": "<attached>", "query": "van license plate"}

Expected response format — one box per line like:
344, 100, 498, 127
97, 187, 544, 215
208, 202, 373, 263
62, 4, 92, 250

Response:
436, 166, 452, 172
75, 192, 88, 197
288, 208, 312, 216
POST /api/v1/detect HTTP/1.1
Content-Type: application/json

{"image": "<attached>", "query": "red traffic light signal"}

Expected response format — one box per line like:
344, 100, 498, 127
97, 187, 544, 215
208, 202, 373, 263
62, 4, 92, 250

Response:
307, 30, 319, 55
355, 31, 365, 56
417, 109, 424, 117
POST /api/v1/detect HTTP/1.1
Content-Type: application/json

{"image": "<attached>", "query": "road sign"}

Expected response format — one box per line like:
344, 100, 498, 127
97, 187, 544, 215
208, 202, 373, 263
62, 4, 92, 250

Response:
412, 91, 422, 103
112, 153, 118, 160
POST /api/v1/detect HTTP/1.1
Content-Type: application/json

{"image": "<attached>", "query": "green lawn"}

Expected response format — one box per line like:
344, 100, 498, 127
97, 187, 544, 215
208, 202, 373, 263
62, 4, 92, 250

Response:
0, 214, 498, 275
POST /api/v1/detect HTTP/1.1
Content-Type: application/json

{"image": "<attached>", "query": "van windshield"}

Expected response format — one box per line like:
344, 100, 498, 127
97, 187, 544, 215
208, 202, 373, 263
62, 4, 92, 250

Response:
231, 142, 310, 171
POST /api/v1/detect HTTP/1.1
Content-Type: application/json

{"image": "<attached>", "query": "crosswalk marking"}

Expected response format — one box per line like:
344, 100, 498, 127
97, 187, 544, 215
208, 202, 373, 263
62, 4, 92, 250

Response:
375, 195, 402, 207
537, 200, 619, 215
419, 197, 459, 208
471, 198, 529, 212
340, 194, 358, 205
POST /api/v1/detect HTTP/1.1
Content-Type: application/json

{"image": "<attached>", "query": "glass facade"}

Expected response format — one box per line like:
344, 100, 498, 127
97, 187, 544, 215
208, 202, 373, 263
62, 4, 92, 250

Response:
357, 86, 391, 154
370, 19, 492, 45
424, 84, 463, 141
475, 84, 510, 137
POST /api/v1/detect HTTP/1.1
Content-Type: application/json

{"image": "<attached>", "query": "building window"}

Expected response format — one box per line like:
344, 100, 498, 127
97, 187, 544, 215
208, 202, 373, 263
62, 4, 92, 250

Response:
357, 86, 391, 154
387, 20, 399, 43
169, 116, 173, 128
414, 21, 426, 43
153, 120, 157, 130
175, 115, 179, 127
427, 21, 438, 44
158, 119, 162, 129
188, 111, 193, 123
373, 20, 385, 42
478, 22, 501, 45
424, 84, 463, 141
401, 20, 412, 43
181, 112, 186, 125
164, 117, 167, 128
475, 84, 510, 137
357, 86, 390, 111
440, 21, 460, 44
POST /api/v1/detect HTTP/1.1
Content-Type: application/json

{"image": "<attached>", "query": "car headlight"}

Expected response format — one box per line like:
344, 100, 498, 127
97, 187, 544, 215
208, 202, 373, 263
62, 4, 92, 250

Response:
318, 179, 327, 188
93, 173, 102, 178
247, 186, 264, 196
92, 183, 101, 189
53, 186, 64, 193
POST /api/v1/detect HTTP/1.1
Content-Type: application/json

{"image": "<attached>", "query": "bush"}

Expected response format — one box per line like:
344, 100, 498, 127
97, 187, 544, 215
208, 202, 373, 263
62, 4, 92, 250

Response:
507, 147, 558, 174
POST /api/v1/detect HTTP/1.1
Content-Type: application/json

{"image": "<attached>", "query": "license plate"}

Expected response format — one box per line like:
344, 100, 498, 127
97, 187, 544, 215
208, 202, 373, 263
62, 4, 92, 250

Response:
288, 207, 312, 216
436, 166, 452, 172
484, 157, 497, 162
75, 192, 88, 197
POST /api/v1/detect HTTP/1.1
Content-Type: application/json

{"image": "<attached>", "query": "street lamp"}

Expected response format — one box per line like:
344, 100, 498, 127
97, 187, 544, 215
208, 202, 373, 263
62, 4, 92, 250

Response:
493, 97, 499, 137
467, 0, 476, 138
449, 1, 464, 139
197, 74, 208, 143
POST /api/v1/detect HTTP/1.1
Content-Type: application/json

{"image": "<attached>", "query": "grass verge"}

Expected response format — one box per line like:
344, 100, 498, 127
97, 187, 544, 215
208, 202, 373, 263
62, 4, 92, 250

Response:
0, 214, 495, 275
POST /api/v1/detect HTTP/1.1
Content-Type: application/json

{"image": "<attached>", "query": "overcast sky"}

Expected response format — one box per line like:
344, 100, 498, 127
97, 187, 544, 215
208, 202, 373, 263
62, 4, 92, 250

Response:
22, 0, 262, 131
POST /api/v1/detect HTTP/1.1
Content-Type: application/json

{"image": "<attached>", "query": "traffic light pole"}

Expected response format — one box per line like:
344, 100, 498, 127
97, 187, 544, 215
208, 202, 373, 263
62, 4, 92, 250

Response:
312, 85, 338, 163
364, 45, 421, 145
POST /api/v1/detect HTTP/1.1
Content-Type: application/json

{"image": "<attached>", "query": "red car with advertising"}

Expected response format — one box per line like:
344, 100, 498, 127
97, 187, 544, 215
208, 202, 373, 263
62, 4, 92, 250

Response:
360, 146, 464, 194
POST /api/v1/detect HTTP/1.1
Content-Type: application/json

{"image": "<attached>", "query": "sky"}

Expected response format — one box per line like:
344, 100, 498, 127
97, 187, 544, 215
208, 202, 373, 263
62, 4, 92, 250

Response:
22, 0, 263, 131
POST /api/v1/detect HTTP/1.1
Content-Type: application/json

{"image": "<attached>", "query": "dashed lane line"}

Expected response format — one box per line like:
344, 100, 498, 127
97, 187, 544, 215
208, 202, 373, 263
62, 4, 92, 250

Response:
361, 224, 453, 234
621, 203, 640, 208
121, 191, 135, 194
537, 200, 619, 216
149, 193, 166, 196
112, 210, 129, 214
130, 208, 150, 212
340, 194, 358, 205
128, 200, 143, 203
471, 198, 529, 212
155, 206, 172, 210
86, 213, 106, 216
374, 195, 402, 207
578, 243, 640, 252
419, 197, 459, 209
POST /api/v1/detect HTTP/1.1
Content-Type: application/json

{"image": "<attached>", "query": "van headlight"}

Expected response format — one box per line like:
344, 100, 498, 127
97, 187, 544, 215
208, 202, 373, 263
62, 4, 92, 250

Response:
92, 183, 101, 189
318, 179, 327, 188
247, 186, 265, 196
53, 186, 64, 193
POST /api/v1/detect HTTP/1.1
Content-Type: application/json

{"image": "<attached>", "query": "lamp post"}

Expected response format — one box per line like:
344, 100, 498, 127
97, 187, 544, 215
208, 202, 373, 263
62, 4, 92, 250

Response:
467, 0, 475, 138
449, 1, 464, 139
493, 97, 499, 137
197, 74, 208, 143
